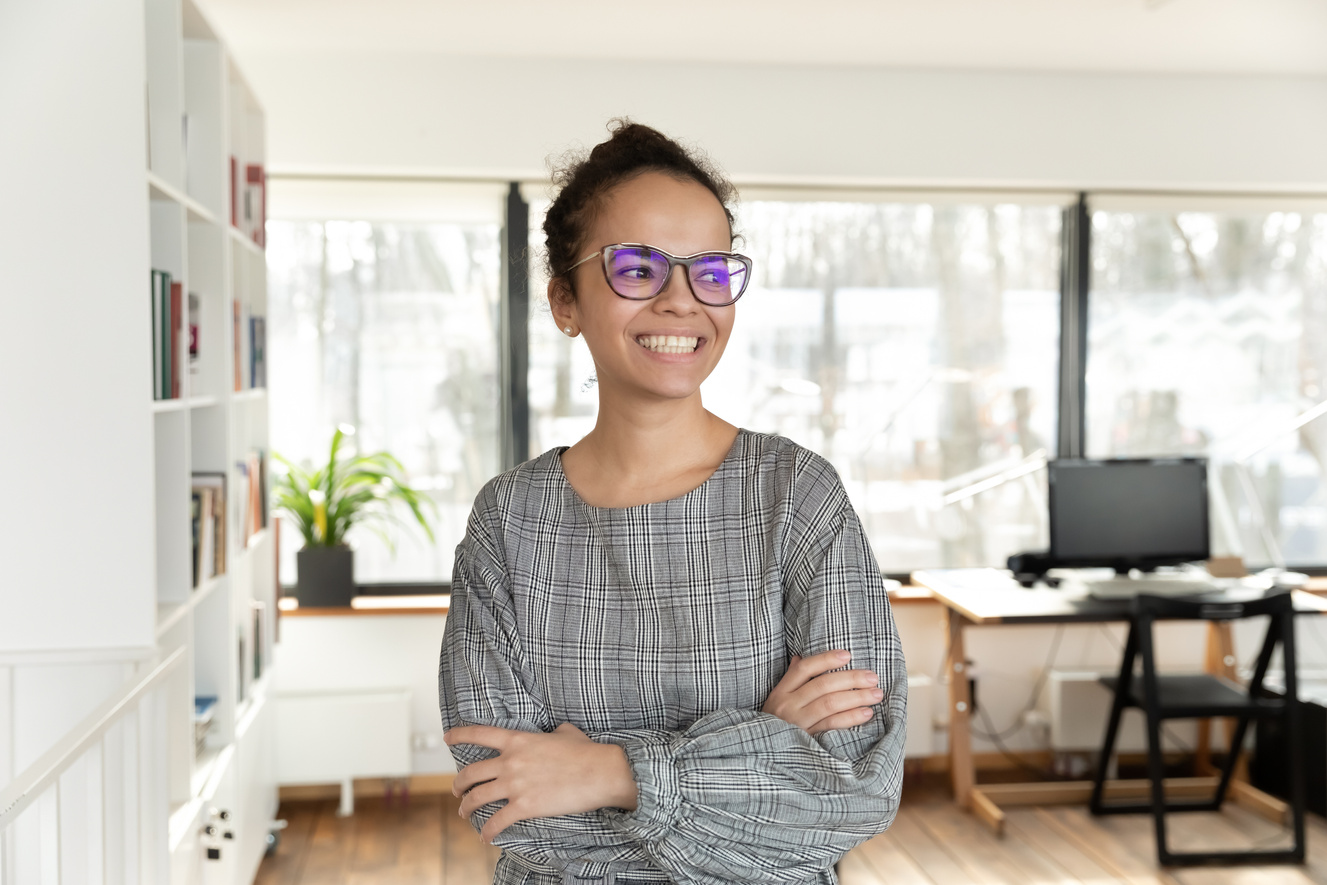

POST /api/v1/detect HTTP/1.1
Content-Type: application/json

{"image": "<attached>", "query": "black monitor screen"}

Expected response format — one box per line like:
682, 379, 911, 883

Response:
1048, 458, 1209, 569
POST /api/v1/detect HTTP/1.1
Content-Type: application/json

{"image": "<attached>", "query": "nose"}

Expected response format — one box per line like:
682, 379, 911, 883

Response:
653, 266, 698, 314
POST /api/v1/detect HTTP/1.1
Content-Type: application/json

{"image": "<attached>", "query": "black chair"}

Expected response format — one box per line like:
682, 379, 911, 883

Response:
1088, 591, 1306, 866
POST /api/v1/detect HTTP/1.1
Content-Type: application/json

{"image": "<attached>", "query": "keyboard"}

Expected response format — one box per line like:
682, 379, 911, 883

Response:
1070, 576, 1219, 599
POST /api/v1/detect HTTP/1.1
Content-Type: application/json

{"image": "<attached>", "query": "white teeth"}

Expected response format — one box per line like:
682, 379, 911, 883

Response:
636, 335, 699, 354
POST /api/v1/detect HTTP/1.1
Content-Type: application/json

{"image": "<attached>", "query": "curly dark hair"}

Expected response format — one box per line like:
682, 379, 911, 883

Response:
543, 119, 738, 302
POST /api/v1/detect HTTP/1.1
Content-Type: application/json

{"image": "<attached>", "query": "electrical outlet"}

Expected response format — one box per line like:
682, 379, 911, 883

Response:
412, 732, 444, 751
1022, 709, 1051, 743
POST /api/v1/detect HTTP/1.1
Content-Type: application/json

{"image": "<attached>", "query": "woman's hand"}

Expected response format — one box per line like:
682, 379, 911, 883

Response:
762, 650, 882, 735
446, 722, 638, 843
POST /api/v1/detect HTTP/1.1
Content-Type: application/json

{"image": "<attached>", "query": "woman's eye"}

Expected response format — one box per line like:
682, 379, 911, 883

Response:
616, 265, 655, 281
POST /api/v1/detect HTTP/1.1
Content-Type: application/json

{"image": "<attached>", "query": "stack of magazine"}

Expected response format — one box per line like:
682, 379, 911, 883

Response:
193, 695, 217, 756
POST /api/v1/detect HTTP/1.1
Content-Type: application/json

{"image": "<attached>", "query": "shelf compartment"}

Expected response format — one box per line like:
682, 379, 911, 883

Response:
145, 0, 184, 190
147, 171, 217, 225
187, 218, 228, 401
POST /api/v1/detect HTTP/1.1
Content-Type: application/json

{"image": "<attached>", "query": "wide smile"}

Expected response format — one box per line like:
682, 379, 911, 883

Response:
635, 335, 701, 355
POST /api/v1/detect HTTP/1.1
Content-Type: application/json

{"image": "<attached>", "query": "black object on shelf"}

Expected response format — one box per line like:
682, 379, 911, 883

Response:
296, 546, 355, 607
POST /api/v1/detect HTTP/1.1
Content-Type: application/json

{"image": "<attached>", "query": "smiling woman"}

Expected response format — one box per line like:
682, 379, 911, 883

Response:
438, 120, 908, 885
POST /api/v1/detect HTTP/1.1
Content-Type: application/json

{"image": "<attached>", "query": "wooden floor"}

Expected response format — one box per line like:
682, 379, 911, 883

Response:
255, 775, 1327, 884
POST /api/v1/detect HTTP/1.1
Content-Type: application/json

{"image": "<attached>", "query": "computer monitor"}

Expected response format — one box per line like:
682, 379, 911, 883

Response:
1048, 458, 1210, 572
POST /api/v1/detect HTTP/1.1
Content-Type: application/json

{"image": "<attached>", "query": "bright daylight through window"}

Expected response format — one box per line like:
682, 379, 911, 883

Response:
267, 217, 502, 586
531, 197, 1064, 572
269, 191, 1327, 584
1087, 206, 1327, 568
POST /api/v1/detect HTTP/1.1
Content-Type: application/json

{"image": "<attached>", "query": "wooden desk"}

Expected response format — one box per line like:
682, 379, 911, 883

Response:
911, 568, 1327, 835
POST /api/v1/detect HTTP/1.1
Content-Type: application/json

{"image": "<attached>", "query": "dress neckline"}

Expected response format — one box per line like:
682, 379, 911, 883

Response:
554, 427, 750, 513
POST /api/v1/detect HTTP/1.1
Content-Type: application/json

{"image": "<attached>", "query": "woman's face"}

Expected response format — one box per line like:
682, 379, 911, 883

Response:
556, 172, 736, 408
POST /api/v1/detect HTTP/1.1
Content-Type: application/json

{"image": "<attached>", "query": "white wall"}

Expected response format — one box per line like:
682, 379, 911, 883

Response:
239, 50, 1327, 192
0, 0, 155, 653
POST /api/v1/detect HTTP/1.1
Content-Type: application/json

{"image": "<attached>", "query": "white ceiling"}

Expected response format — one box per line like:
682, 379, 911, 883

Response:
198, 0, 1327, 75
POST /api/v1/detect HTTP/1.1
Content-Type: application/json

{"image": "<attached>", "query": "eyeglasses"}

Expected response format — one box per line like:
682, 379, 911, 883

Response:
564, 243, 752, 306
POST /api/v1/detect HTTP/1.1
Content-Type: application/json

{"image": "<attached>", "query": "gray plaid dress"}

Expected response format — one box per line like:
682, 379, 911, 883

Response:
439, 429, 907, 885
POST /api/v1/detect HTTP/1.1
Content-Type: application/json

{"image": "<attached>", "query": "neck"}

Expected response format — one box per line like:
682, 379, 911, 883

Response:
578, 389, 731, 482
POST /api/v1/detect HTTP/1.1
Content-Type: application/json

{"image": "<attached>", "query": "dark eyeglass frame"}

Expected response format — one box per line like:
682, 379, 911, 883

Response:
564, 242, 753, 306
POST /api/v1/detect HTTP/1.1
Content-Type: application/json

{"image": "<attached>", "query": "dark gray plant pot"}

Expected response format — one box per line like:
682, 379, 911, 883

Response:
296, 545, 356, 607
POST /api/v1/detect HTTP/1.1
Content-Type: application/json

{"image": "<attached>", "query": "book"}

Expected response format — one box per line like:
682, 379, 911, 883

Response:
249, 315, 265, 388
252, 603, 263, 680
190, 490, 201, 589
249, 451, 262, 539
188, 292, 200, 378
258, 449, 268, 528
229, 155, 238, 228
195, 486, 214, 586
170, 281, 182, 399
192, 472, 227, 578
245, 163, 266, 248
237, 629, 246, 704
151, 269, 172, 399
150, 271, 161, 399
232, 300, 241, 391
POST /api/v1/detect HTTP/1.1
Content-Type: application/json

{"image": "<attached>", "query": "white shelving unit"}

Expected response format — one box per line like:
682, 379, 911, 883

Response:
1, 0, 276, 873
2, 0, 277, 881
146, 0, 277, 881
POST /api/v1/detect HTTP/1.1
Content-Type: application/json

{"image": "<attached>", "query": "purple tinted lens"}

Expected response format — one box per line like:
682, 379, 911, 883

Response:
690, 256, 746, 304
605, 246, 670, 297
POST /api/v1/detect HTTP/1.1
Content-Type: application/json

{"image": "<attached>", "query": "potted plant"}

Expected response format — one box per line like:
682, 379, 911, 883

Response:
273, 424, 437, 607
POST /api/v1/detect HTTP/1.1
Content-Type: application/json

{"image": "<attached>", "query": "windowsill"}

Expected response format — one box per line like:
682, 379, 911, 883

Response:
278, 594, 451, 616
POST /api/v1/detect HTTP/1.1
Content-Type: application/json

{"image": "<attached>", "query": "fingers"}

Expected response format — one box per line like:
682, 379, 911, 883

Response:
808, 704, 876, 736
452, 757, 499, 797
799, 685, 884, 725
796, 668, 879, 697
777, 649, 852, 693
458, 777, 508, 820
480, 803, 523, 844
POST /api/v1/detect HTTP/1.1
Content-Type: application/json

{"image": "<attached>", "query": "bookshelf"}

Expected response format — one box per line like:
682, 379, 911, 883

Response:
3, 0, 273, 879
148, 0, 277, 881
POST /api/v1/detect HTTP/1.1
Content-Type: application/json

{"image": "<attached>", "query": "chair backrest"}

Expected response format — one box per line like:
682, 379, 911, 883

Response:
1130, 588, 1297, 706
1131, 589, 1294, 622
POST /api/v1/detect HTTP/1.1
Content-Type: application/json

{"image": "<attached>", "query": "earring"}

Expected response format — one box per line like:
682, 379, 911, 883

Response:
564, 326, 574, 335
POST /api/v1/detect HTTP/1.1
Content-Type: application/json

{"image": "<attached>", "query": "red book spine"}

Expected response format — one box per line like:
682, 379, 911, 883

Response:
246, 164, 266, 247
170, 281, 182, 399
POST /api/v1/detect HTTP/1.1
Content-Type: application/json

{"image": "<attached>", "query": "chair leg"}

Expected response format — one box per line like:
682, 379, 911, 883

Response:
1091, 626, 1138, 815
1281, 611, 1307, 863
1212, 713, 1252, 808
1143, 705, 1173, 864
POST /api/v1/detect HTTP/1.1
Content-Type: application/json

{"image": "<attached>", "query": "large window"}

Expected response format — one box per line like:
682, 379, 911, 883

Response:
267, 181, 504, 586
1087, 203, 1327, 567
528, 195, 1064, 571
270, 182, 1327, 584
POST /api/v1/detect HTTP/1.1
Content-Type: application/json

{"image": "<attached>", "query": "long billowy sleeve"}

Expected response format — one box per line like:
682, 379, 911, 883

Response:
439, 466, 907, 884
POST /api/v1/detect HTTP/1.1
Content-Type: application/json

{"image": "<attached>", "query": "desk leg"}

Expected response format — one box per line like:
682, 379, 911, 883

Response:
945, 608, 974, 808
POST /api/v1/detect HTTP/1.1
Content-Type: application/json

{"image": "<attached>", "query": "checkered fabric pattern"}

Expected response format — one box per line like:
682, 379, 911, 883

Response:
439, 429, 908, 885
